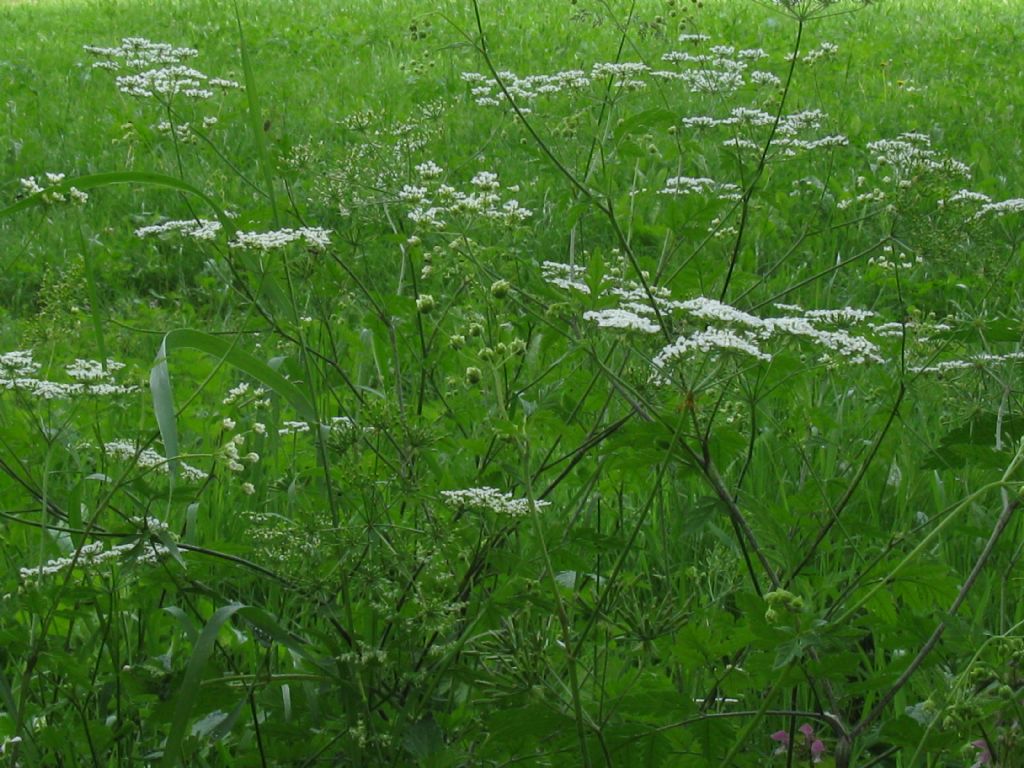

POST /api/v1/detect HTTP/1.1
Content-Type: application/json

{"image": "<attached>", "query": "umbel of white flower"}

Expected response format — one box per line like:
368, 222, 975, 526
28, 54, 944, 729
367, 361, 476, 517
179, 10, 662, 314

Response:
230, 227, 332, 251
441, 487, 550, 517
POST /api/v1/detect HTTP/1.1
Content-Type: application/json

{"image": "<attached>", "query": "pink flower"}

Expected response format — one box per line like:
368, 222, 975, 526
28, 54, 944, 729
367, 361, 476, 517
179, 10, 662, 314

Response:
810, 738, 826, 763
771, 724, 827, 763
970, 739, 992, 767
770, 730, 789, 755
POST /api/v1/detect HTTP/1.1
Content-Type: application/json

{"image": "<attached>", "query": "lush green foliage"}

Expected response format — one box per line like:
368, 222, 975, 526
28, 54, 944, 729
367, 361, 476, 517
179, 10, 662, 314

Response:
2, 0, 1024, 765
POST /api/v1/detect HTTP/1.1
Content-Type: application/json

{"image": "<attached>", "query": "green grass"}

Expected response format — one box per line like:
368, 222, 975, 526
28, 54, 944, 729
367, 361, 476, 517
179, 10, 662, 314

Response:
1, 0, 1024, 765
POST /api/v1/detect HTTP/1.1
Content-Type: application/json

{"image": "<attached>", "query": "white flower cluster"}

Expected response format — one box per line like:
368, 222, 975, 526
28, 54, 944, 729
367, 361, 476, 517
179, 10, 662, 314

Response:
440, 487, 550, 517
800, 42, 839, 65
663, 298, 882, 363
84, 37, 198, 69
836, 186, 887, 211
415, 160, 445, 179
19, 527, 174, 582
540, 261, 673, 309
940, 189, 992, 206
654, 328, 772, 371
219, 431, 258, 473
541, 266, 885, 372
648, 305, 884, 379
541, 261, 591, 293
591, 61, 650, 89
910, 351, 1024, 375
116, 65, 238, 99
681, 107, 847, 157
651, 49, 748, 93
750, 70, 782, 87
400, 166, 532, 228
154, 119, 196, 142
19, 173, 88, 205
583, 308, 661, 334
802, 307, 876, 323
867, 133, 972, 180
136, 218, 222, 241
936, 189, 1024, 222
462, 35, 784, 110
461, 69, 590, 108
765, 315, 883, 364
661, 176, 742, 201
241, 509, 323, 565
868, 243, 924, 271
103, 439, 208, 482
973, 198, 1024, 221
222, 380, 269, 407
0, 350, 40, 377
0, 351, 137, 399
84, 37, 241, 100
66, 358, 127, 382
230, 227, 332, 251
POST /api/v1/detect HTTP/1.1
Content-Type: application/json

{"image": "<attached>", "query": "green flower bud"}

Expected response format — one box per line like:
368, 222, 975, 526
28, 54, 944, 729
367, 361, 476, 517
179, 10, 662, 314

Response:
490, 279, 511, 299
416, 294, 435, 314
465, 366, 482, 385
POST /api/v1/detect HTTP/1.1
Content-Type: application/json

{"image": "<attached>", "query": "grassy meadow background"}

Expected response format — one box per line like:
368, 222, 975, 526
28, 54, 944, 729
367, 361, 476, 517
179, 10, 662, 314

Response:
2, 0, 1024, 765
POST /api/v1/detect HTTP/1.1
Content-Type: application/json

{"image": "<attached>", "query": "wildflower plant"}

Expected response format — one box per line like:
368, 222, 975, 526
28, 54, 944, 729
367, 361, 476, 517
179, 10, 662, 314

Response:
1, 0, 1024, 767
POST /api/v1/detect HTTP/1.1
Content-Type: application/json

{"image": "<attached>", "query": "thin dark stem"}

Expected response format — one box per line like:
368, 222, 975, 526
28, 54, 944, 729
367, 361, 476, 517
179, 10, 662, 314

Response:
720, 19, 804, 301
849, 496, 1022, 744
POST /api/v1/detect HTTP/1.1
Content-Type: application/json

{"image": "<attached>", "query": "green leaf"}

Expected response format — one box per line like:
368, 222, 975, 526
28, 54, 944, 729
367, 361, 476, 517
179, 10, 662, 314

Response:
190, 698, 245, 743
150, 335, 179, 480
402, 717, 444, 760
159, 603, 247, 768
158, 602, 321, 767
613, 109, 678, 142
921, 412, 1024, 469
